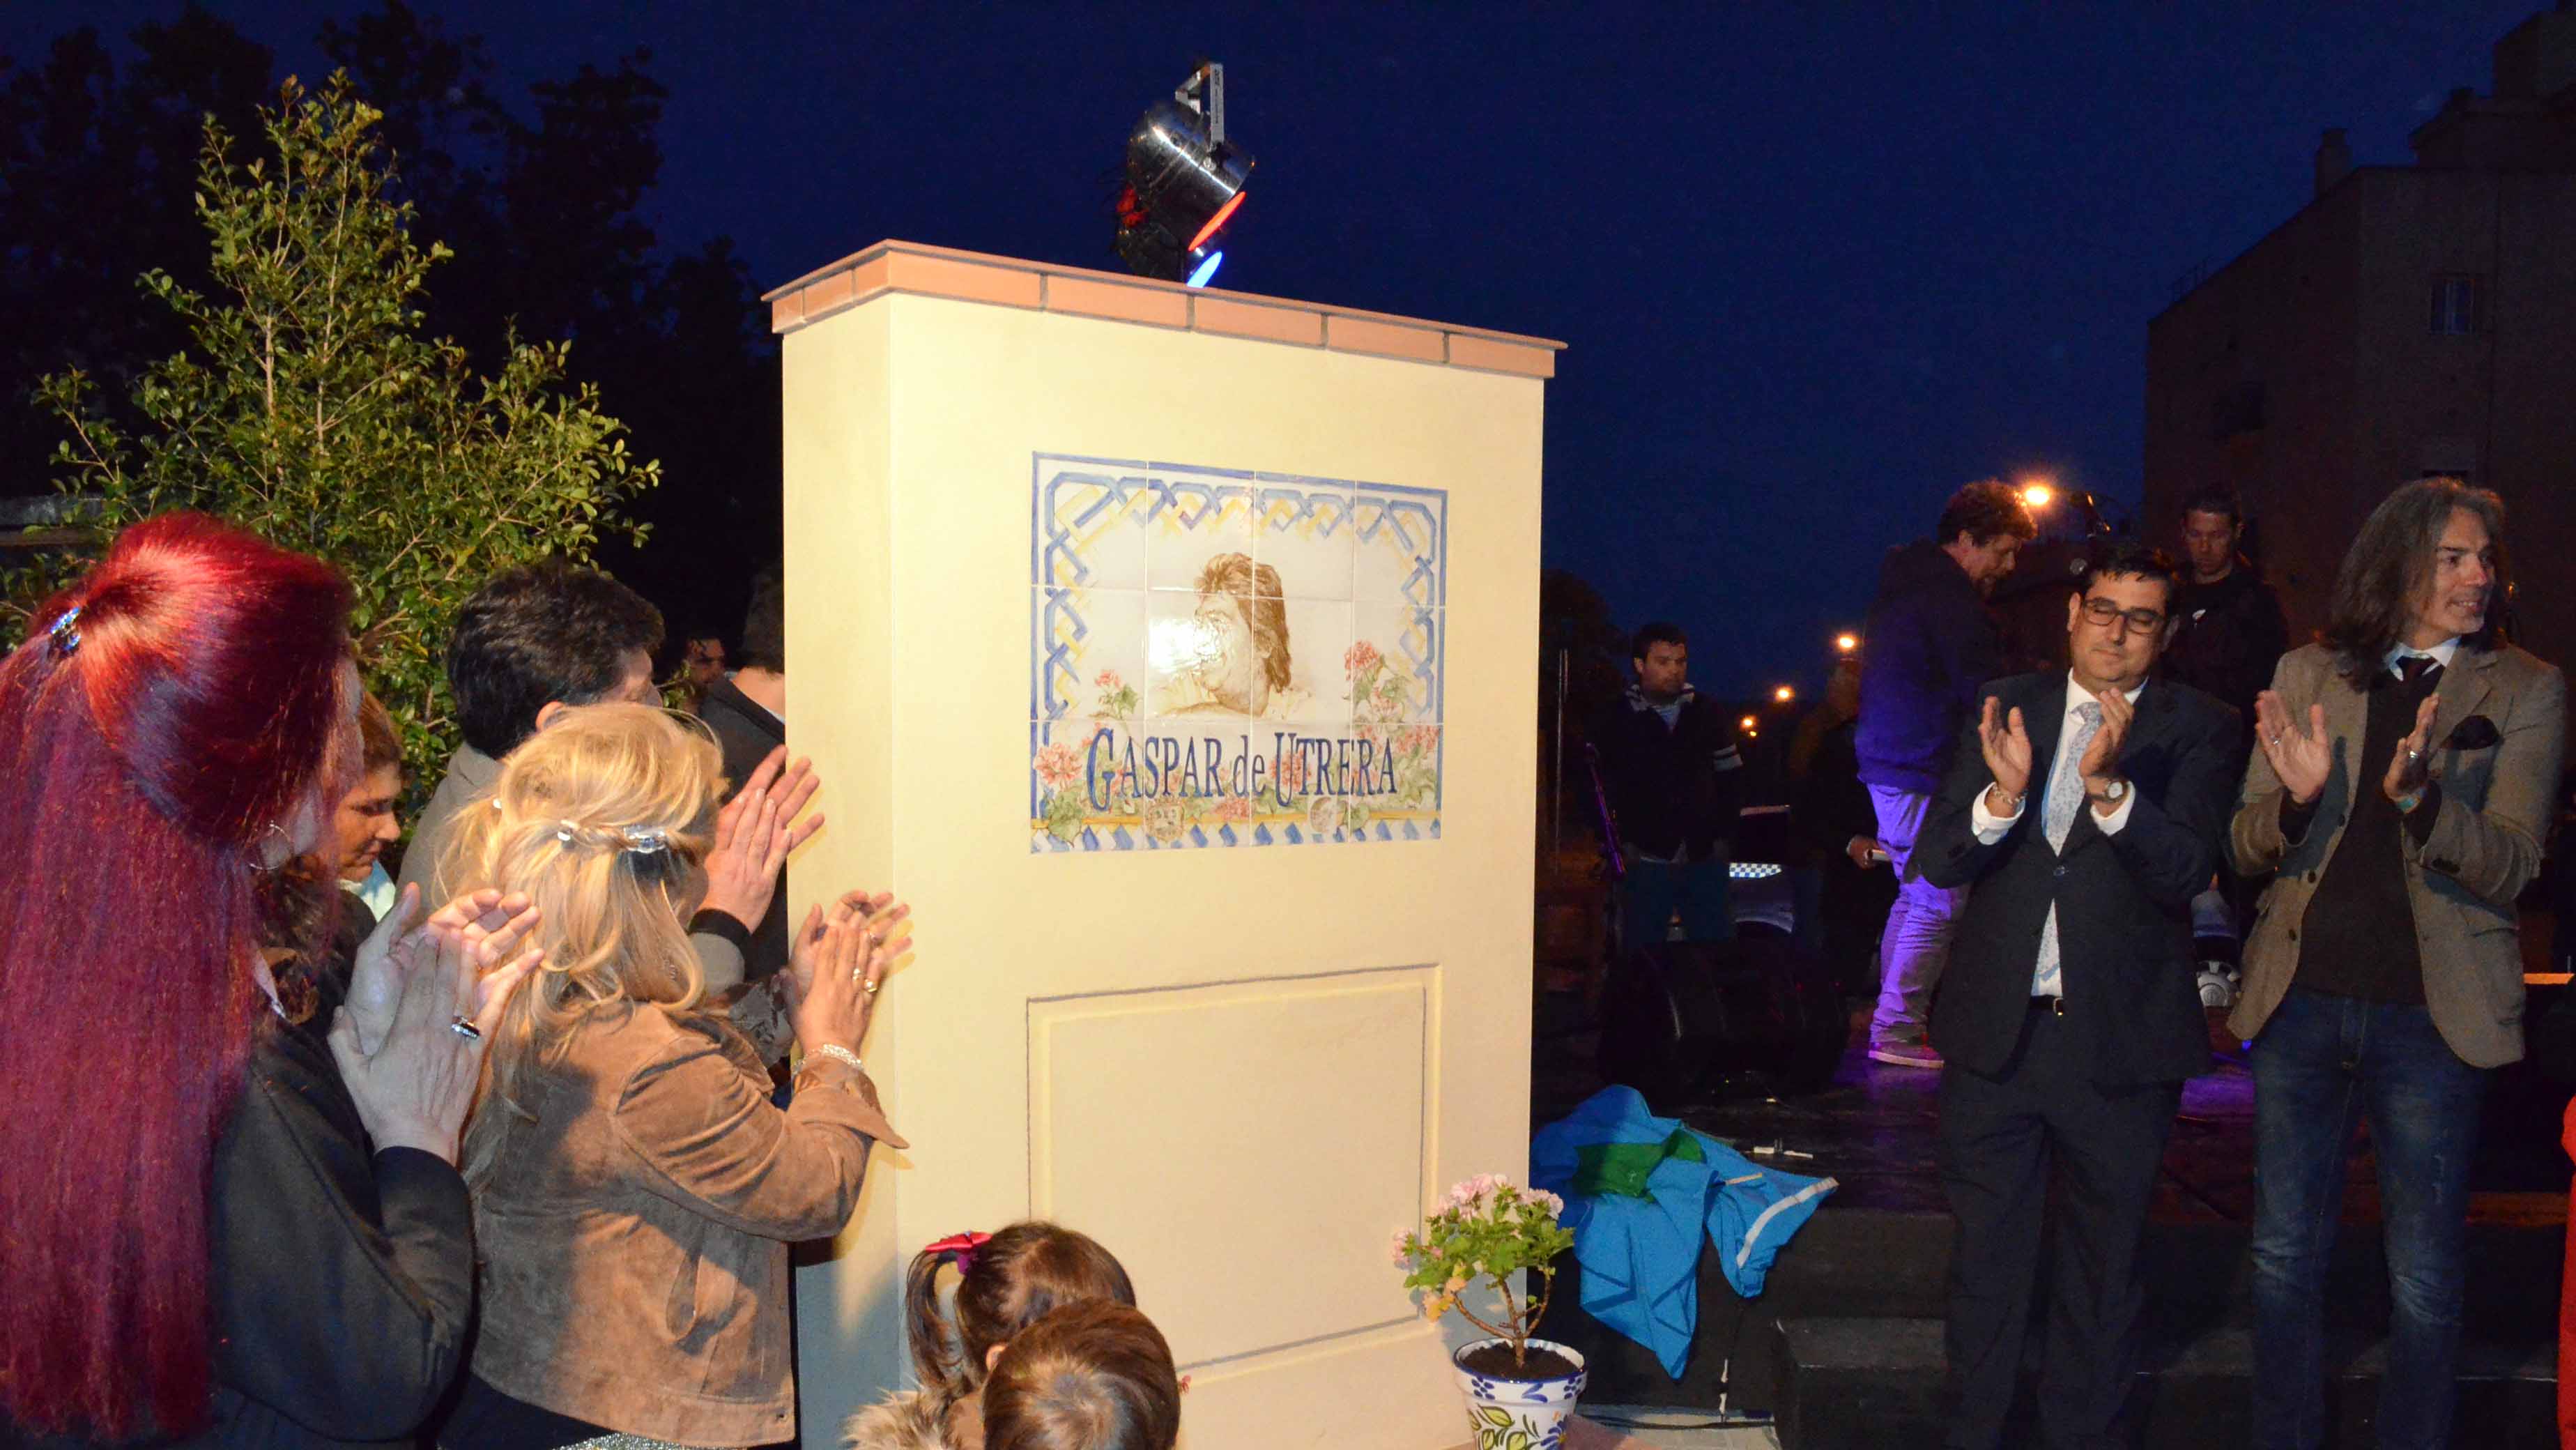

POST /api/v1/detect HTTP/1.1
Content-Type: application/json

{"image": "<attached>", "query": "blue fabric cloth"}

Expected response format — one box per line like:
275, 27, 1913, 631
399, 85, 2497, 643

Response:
1532, 1085, 1837, 1378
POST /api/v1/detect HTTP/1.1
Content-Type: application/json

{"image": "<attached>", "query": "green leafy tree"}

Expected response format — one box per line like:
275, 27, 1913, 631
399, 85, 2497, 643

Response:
7, 72, 657, 798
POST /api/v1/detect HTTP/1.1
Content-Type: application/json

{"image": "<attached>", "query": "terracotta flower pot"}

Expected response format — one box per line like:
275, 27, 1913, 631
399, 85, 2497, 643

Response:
1451, 1336, 1587, 1450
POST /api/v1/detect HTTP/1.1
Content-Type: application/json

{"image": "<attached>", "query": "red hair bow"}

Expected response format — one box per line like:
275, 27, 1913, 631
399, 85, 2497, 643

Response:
923, 1230, 992, 1274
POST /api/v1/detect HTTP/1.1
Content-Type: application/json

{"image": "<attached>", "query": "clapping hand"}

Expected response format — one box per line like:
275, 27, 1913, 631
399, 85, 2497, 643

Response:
328, 901, 541, 1165
1977, 696, 2034, 810
700, 747, 825, 929
2078, 687, 2136, 804
348, 885, 542, 1055
2382, 693, 2440, 804
784, 892, 912, 1062
2252, 690, 2334, 805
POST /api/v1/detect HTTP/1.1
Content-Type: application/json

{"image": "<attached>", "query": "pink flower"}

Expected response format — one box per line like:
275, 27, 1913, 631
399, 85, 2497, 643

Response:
1400, 724, 1441, 755
1034, 742, 1082, 791
1389, 1228, 1413, 1267
1344, 640, 1382, 676
1213, 795, 1251, 823
1095, 669, 1124, 689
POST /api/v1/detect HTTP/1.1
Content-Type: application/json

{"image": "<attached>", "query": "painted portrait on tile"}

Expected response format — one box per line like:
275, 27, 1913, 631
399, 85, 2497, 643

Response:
1031, 453, 1446, 850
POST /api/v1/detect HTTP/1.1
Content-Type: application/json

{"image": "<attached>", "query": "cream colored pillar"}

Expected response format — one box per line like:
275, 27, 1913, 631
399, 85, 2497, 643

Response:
769, 243, 1558, 1449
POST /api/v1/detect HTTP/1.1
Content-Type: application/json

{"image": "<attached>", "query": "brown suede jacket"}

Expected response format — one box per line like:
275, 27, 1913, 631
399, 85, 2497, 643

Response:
468, 1001, 903, 1447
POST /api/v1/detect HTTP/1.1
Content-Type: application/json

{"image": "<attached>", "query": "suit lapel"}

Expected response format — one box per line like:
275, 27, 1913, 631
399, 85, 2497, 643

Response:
2026, 675, 2067, 818
2060, 678, 2172, 857
2429, 646, 2497, 751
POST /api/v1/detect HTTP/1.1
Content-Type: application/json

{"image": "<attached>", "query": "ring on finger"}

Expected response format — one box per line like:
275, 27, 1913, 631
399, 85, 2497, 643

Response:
863, 977, 880, 995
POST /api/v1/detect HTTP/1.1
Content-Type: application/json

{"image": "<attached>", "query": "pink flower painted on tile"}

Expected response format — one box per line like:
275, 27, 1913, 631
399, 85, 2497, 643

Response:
1095, 669, 1124, 689
1213, 795, 1252, 823
1034, 742, 1082, 791
1344, 640, 1382, 677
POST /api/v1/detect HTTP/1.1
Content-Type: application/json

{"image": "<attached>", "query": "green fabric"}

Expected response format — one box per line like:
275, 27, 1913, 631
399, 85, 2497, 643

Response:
1571, 1129, 1707, 1198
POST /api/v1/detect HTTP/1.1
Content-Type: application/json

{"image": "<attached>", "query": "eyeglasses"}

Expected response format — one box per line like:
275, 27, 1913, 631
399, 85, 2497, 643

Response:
2080, 597, 2167, 634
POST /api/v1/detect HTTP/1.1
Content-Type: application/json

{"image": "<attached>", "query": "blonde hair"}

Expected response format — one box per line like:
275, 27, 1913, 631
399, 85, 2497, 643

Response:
447, 702, 723, 1183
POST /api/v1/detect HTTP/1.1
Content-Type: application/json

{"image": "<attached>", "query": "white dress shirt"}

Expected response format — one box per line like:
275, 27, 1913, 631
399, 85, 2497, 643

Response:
2384, 636, 2459, 678
1970, 674, 2147, 998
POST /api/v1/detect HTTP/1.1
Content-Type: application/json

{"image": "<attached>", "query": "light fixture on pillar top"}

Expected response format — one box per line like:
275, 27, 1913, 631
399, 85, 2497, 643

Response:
1114, 61, 1254, 284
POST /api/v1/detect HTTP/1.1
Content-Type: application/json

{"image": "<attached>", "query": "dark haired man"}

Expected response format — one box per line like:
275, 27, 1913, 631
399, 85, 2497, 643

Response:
399, 560, 818, 991
1857, 480, 2038, 1067
1593, 623, 1746, 952
2163, 487, 2289, 740
1915, 544, 2238, 1449
695, 568, 792, 982
2233, 480, 2565, 1449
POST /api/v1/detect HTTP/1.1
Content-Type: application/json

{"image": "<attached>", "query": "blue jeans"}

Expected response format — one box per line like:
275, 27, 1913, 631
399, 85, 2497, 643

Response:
2249, 986, 2488, 1450
1868, 784, 1968, 1045
1619, 857, 1734, 952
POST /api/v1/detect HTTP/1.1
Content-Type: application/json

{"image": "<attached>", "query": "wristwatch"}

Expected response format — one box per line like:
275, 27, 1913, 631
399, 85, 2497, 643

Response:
2090, 778, 2130, 805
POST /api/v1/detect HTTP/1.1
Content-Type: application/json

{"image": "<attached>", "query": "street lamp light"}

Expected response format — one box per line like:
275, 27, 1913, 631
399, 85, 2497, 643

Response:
1834, 633, 1860, 654
1773, 685, 1795, 703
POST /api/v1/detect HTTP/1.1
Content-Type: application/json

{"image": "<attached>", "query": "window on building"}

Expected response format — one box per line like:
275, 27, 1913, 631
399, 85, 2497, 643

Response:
2211, 380, 2267, 440
2430, 275, 2483, 335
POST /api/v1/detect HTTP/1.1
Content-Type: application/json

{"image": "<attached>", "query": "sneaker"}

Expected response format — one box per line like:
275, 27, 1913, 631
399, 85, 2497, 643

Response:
1868, 1039, 1945, 1069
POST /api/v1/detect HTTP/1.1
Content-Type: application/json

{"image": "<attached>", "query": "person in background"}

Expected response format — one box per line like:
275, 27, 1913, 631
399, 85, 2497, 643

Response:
682, 633, 728, 700
439, 703, 907, 1450
1856, 479, 2037, 1069
843, 1222, 1141, 1450
1590, 622, 1746, 952
697, 567, 792, 984
2163, 486, 2290, 744
1788, 649, 1892, 996
0, 512, 539, 1449
329, 690, 405, 929
401, 560, 819, 996
981, 1302, 1182, 1450
2232, 479, 2564, 1450
1915, 544, 2238, 1449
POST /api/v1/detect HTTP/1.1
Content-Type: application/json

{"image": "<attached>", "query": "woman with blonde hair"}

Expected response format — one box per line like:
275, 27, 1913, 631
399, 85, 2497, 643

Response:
435, 701, 910, 1449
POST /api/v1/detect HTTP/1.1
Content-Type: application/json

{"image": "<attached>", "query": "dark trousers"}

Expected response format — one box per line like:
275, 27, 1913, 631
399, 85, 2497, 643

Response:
1618, 856, 1734, 953
2248, 986, 2488, 1450
1938, 1002, 2181, 1449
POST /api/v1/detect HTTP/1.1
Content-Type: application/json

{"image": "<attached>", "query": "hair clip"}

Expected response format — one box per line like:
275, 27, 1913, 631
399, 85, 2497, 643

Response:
555, 822, 578, 844
47, 605, 82, 657
620, 825, 670, 856
923, 1230, 992, 1276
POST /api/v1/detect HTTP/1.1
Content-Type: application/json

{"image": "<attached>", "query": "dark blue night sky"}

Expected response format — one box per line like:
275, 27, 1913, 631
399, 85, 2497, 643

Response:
3, 2, 2538, 693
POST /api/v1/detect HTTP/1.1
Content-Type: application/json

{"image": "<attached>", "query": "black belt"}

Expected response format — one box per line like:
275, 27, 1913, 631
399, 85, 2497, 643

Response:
2027, 995, 2067, 1016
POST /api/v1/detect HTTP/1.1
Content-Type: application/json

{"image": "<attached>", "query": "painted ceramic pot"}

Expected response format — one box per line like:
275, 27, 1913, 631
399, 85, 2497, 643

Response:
1451, 1337, 1588, 1450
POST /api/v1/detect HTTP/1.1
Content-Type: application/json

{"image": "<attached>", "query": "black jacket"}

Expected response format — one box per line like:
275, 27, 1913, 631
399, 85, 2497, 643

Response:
1591, 687, 1746, 861
696, 674, 790, 983
1916, 671, 2239, 1086
1856, 541, 2007, 794
3, 959, 475, 1450
2161, 561, 2289, 731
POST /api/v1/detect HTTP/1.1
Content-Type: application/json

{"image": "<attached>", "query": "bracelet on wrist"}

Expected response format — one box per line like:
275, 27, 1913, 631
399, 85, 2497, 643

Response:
809, 1044, 864, 1074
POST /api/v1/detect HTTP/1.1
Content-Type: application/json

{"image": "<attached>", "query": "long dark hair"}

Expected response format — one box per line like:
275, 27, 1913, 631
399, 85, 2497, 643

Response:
0, 513, 353, 1437
904, 1222, 1137, 1417
2322, 479, 2506, 682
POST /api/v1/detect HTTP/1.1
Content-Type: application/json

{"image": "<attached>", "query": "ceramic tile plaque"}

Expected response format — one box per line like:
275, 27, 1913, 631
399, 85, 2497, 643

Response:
1030, 454, 1446, 851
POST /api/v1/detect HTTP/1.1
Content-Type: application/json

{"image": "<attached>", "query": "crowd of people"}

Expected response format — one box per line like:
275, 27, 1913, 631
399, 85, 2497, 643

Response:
0, 516, 1181, 1450
1590, 476, 2563, 1449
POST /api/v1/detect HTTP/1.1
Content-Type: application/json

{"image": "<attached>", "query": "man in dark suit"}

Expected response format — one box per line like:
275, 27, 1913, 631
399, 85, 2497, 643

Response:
1916, 542, 2240, 1449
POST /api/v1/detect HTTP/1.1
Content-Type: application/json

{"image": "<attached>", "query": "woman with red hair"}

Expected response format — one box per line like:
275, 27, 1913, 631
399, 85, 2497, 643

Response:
0, 514, 540, 1447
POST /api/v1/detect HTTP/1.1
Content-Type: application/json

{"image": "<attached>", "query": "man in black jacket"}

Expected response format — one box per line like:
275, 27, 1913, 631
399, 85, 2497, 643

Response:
1593, 622, 1747, 952
2163, 487, 2290, 744
1915, 544, 2239, 1449
1858, 480, 2036, 1067
694, 567, 792, 984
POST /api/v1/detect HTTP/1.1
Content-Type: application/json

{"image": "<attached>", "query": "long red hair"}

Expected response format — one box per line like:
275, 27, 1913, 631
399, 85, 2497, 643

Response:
0, 513, 353, 1438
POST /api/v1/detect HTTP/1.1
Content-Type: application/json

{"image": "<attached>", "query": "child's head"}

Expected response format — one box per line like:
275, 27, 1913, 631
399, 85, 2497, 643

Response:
905, 1221, 1137, 1406
982, 1302, 1181, 1450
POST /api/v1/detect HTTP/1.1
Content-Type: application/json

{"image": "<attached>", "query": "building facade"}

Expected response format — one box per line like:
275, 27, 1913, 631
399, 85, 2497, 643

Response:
2144, 6, 2576, 666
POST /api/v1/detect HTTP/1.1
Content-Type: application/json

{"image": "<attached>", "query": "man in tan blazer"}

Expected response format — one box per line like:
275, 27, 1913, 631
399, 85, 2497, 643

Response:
2230, 478, 2565, 1450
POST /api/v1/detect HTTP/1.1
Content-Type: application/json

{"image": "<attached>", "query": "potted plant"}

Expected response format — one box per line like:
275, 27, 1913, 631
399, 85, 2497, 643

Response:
1392, 1174, 1585, 1449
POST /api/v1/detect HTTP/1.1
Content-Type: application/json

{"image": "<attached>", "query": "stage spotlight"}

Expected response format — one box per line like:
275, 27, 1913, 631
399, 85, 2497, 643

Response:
1186, 250, 1225, 289
1115, 62, 1255, 282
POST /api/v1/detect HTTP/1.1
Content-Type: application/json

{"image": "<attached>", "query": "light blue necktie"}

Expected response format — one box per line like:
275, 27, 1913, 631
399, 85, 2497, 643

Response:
2032, 701, 2103, 996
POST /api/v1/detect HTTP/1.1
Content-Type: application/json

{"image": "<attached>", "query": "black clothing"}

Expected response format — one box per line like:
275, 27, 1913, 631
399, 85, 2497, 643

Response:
2162, 561, 2290, 730
3, 960, 476, 1450
1590, 687, 1746, 862
1917, 671, 2244, 1086
2288, 664, 2444, 1004
1937, 1009, 2181, 1449
1790, 712, 1896, 987
1856, 541, 2007, 795
438, 1377, 609, 1450
696, 673, 790, 983
1913, 671, 2237, 1449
